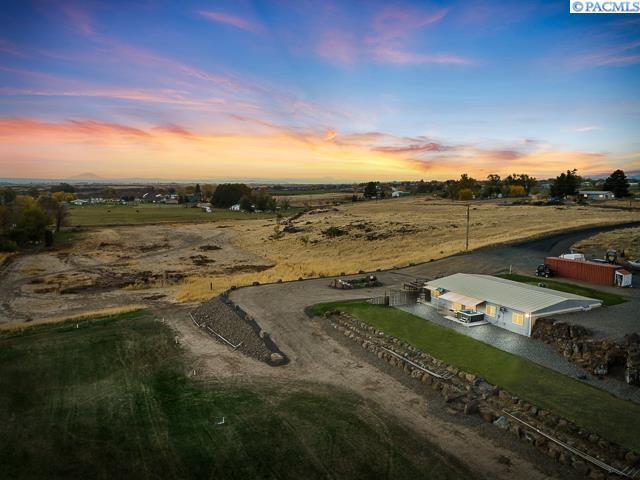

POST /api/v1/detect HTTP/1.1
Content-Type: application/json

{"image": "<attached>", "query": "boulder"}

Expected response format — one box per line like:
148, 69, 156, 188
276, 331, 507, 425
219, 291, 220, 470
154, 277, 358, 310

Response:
269, 352, 285, 365
493, 416, 510, 430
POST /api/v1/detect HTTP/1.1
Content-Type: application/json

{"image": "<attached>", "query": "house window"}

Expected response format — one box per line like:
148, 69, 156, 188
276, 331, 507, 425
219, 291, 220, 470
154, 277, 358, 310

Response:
452, 303, 462, 311
512, 312, 525, 326
432, 289, 441, 298
485, 305, 496, 317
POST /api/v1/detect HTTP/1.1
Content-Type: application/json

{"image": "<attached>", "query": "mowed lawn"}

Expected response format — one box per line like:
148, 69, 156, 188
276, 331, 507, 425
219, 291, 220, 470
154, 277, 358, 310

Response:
311, 300, 640, 453
68, 204, 283, 226
0, 311, 473, 480
498, 273, 626, 306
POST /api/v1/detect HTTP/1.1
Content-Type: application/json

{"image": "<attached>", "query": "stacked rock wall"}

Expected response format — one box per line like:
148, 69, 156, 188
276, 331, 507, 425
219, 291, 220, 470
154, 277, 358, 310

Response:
325, 310, 639, 479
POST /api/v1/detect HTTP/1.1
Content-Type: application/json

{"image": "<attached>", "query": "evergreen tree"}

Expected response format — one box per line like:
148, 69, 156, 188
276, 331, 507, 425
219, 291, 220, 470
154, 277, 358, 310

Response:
603, 169, 630, 198
550, 169, 581, 197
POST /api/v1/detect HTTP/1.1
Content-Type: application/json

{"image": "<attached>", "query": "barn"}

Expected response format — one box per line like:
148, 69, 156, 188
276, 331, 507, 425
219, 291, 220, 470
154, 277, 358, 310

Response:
424, 274, 602, 336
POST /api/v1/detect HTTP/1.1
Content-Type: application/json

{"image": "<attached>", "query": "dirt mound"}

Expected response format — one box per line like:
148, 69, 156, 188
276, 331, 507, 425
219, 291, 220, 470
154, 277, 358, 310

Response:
191, 297, 288, 366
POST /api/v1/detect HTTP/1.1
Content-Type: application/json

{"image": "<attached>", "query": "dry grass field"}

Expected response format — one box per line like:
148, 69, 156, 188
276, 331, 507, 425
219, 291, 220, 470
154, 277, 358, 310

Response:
274, 191, 354, 206
573, 226, 640, 260
177, 198, 640, 301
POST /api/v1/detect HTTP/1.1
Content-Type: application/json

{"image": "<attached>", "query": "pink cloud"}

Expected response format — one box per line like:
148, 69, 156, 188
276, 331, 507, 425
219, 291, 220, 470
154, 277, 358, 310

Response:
370, 7, 448, 42
315, 30, 358, 63
312, 4, 472, 66
197, 10, 263, 34
372, 48, 474, 66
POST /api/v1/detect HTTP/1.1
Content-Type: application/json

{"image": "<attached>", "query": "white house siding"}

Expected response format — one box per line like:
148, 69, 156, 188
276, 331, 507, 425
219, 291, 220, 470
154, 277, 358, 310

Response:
482, 305, 530, 336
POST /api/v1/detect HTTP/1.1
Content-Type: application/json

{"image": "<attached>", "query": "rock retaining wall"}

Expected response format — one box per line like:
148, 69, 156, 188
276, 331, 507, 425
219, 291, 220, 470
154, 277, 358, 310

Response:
324, 310, 639, 478
192, 295, 288, 366
532, 318, 640, 385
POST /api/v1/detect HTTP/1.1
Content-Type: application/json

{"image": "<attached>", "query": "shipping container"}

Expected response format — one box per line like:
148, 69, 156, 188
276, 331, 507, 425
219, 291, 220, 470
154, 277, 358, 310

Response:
544, 257, 620, 285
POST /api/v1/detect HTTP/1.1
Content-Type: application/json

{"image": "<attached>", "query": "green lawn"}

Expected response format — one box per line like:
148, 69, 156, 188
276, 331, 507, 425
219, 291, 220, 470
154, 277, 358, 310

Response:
0, 310, 472, 479
498, 273, 626, 306
68, 204, 297, 226
311, 300, 640, 452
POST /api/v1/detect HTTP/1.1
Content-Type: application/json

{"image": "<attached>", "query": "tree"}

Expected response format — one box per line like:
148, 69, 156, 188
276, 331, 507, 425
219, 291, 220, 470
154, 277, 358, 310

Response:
504, 173, 536, 194
239, 195, 254, 212
202, 184, 215, 201
482, 174, 502, 198
211, 184, 251, 208
50, 183, 75, 193
51, 191, 75, 202
0, 188, 16, 205
363, 182, 379, 199
278, 197, 291, 210
194, 183, 202, 199
38, 195, 69, 232
603, 169, 630, 198
507, 185, 526, 197
550, 169, 581, 197
457, 188, 473, 201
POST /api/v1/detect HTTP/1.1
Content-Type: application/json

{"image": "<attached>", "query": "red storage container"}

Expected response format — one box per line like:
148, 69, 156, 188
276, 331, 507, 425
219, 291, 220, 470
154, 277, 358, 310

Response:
544, 257, 618, 285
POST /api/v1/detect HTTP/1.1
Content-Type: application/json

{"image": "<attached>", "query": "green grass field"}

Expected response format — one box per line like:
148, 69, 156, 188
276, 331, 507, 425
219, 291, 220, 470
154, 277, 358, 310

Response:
68, 204, 294, 226
311, 300, 640, 452
0, 311, 473, 479
498, 273, 626, 306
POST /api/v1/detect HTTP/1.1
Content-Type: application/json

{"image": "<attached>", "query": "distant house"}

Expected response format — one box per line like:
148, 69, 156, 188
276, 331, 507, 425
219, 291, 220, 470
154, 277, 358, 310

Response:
70, 199, 88, 206
579, 190, 615, 200
424, 273, 601, 336
391, 190, 411, 198
229, 204, 241, 211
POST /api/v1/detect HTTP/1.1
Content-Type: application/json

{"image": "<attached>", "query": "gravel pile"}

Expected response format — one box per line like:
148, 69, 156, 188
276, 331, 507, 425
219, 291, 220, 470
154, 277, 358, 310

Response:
192, 297, 287, 366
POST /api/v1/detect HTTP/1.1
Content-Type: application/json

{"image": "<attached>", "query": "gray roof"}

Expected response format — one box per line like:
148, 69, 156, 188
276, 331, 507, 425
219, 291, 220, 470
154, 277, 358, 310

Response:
579, 190, 613, 195
426, 274, 601, 314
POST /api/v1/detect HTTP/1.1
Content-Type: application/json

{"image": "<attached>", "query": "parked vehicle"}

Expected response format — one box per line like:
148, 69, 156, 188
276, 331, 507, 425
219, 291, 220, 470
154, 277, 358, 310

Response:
626, 258, 640, 270
536, 264, 554, 278
560, 253, 585, 261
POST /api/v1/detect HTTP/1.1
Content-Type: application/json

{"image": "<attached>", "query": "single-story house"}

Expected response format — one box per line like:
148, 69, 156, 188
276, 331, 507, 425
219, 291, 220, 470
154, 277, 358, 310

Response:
424, 273, 602, 336
70, 199, 88, 206
229, 203, 241, 211
579, 190, 615, 200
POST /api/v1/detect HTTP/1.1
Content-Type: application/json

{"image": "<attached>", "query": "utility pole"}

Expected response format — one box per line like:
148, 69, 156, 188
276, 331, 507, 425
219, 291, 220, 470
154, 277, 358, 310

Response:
465, 204, 470, 252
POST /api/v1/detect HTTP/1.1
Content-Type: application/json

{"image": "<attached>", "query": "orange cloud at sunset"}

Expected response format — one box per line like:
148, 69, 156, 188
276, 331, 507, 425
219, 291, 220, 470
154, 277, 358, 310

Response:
0, 118, 635, 181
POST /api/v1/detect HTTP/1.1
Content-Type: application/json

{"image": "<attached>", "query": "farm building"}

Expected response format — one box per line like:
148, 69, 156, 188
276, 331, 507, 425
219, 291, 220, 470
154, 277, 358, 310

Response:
579, 190, 615, 200
424, 274, 602, 336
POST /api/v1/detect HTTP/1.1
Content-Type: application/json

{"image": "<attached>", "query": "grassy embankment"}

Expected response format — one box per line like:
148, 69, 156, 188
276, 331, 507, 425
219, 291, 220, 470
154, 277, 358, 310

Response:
0, 310, 473, 479
311, 300, 640, 453
68, 204, 299, 226
498, 273, 626, 306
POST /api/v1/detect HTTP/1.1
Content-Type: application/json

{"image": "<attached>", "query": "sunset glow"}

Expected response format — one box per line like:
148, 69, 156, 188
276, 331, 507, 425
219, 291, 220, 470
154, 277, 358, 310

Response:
1, 1, 639, 181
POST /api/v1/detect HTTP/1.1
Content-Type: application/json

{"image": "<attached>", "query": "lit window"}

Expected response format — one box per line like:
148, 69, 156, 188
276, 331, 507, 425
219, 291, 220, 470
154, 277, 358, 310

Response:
485, 305, 496, 317
432, 289, 441, 298
512, 312, 525, 326
452, 303, 462, 311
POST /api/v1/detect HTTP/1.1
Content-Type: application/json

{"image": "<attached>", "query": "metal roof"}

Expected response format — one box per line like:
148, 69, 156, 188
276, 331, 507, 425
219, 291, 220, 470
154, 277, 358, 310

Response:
439, 291, 483, 306
426, 274, 601, 314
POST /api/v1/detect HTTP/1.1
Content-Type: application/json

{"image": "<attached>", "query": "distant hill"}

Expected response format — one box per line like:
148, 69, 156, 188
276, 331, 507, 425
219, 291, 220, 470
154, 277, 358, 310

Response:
67, 172, 105, 181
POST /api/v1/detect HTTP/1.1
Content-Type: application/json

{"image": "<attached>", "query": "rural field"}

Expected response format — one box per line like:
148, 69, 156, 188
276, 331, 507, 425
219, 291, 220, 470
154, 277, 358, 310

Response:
2, 198, 640, 325
573, 226, 640, 261
177, 198, 640, 300
68, 203, 283, 226
0, 311, 473, 479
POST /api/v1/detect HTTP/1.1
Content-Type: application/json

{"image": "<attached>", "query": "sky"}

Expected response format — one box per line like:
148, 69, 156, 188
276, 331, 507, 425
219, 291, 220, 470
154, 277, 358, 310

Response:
0, 0, 639, 182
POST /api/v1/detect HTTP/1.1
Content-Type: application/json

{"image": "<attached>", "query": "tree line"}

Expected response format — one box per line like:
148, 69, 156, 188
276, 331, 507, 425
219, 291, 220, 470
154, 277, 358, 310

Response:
0, 186, 72, 252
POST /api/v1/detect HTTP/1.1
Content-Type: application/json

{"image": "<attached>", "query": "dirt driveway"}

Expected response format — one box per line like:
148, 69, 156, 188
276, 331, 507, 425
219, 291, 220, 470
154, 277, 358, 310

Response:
195, 223, 639, 480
